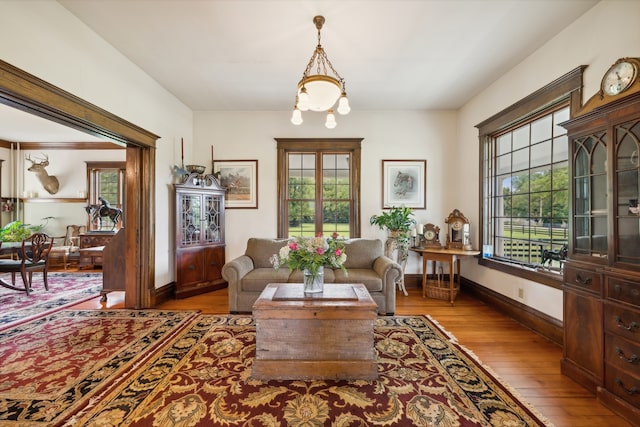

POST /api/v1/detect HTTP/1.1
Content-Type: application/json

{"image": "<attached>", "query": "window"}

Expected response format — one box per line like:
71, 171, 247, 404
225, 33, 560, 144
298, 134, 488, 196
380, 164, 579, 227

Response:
276, 139, 362, 238
489, 106, 569, 265
86, 161, 125, 231
477, 67, 583, 286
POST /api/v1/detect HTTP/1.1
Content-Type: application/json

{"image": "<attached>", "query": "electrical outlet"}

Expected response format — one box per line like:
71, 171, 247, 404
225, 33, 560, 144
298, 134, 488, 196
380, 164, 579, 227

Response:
517, 288, 524, 299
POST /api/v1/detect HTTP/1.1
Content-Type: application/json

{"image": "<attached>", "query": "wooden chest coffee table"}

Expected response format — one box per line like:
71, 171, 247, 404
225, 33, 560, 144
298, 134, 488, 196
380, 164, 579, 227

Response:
252, 283, 378, 381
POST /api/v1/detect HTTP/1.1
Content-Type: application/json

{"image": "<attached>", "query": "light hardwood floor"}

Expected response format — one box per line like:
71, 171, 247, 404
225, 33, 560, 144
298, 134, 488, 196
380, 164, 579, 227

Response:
73, 286, 633, 427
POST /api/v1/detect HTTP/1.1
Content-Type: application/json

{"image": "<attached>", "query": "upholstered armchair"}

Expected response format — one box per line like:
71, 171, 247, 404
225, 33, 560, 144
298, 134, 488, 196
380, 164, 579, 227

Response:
49, 225, 86, 270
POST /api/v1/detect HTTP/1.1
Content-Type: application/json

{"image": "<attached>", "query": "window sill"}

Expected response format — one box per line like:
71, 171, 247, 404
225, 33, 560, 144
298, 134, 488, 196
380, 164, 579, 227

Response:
478, 257, 563, 290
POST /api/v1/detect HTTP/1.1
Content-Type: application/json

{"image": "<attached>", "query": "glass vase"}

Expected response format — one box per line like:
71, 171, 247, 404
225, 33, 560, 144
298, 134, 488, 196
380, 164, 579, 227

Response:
303, 266, 324, 293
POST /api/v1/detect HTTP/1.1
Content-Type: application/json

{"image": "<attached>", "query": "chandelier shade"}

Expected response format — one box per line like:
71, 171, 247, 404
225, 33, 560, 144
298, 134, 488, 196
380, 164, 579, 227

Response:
291, 15, 349, 129
297, 75, 342, 112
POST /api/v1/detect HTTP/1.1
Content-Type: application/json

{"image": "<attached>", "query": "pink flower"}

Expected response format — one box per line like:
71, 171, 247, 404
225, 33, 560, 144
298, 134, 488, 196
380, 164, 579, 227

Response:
316, 231, 323, 237
335, 249, 342, 256
289, 242, 298, 250
316, 248, 325, 255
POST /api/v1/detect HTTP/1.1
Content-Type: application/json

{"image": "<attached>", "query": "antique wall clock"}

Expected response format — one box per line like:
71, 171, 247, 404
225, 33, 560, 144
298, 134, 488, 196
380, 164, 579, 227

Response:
422, 223, 442, 248
445, 209, 472, 250
601, 58, 638, 96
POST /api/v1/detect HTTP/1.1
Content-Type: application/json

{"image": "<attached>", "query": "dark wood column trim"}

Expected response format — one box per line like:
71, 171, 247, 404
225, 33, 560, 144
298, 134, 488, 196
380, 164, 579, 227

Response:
0, 59, 157, 147
476, 65, 586, 134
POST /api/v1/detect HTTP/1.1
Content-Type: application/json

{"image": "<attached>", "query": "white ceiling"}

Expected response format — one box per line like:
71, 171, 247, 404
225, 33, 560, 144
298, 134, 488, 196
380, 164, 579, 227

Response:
2, 0, 598, 142
0, 103, 105, 144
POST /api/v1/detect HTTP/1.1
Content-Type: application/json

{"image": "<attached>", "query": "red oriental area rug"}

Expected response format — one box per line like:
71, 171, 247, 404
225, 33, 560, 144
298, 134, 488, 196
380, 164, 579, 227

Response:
0, 272, 103, 329
60, 314, 554, 427
0, 309, 199, 426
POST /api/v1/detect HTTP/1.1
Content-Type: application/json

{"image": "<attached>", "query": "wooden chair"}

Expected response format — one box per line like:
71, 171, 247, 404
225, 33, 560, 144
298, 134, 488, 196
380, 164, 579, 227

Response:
0, 233, 53, 296
49, 225, 86, 270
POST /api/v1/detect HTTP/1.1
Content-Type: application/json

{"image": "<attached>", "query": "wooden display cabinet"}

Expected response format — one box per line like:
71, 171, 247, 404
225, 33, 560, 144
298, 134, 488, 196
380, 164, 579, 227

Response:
561, 77, 640, 424
78, 231, 115, 268
101, 228, 125, 301
174, 173, 226, 298
79, 231, 115, 249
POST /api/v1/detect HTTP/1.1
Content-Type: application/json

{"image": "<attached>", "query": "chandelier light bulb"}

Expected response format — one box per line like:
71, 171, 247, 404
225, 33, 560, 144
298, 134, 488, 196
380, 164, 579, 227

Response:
297, 87, 310, 111
337, 93, 350, 115
325, 109, 337, 129
291, 108, 303, 125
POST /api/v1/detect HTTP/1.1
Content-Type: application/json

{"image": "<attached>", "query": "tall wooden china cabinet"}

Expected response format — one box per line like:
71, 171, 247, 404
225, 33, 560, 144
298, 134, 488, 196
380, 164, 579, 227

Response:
561, 58, 640, 424
174, 173, 226, 298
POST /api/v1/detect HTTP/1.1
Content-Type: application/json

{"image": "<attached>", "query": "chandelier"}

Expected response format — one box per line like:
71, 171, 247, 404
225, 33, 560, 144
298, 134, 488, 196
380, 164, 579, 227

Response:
291, 15, 350, 129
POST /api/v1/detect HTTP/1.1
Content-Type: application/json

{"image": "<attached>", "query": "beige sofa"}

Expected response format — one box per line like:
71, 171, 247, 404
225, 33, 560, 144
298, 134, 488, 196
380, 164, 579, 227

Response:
222, 238, 402, 315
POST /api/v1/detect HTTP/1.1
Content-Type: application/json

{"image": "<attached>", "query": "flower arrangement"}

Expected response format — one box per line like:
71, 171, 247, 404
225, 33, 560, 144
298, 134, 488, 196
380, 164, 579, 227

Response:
270, 233, 348, 277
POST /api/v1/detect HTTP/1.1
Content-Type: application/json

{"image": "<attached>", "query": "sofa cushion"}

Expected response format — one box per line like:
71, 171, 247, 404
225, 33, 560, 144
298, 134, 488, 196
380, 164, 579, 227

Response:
241, 268, 290, 292
343, 239, 383, 269
333, 268, 383, 292
245, 238, 289, 269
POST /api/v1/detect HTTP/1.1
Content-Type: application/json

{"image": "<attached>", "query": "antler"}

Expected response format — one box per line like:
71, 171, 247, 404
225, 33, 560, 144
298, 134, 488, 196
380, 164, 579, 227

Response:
24, 153, 49, 165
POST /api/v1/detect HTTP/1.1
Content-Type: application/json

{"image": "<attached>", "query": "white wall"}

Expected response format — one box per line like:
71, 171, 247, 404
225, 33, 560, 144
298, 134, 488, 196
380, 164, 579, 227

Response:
196, 1, 640, 322
456, 0, 640, 321
19, 149, 126, 238
0, 147, 126, 240
193, 110, 457, 275
2, 1, 638, 318
0, 1, 193, 287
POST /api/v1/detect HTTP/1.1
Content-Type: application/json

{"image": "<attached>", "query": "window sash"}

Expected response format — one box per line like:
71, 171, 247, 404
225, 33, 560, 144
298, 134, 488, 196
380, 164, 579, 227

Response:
86, 161, 125, 231
485, 105, 569, 269
476, 66, 583, 288
276, 138, 361, 238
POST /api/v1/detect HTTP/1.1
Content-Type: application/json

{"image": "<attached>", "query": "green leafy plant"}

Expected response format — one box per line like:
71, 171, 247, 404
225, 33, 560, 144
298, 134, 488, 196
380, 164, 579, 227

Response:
370, 206, 416, 253
370, 206, 416, 235
0, 221, 40, 242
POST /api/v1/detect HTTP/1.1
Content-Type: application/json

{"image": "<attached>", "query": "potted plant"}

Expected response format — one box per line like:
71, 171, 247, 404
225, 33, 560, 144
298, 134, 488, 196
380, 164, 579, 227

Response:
370, 206, 416, 294
369, 206, 416, 242
0, 221, 40, 242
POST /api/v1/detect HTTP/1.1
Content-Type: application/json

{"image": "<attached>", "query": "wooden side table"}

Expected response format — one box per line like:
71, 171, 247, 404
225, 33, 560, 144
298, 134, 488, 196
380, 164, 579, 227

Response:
410, 247, 480, 305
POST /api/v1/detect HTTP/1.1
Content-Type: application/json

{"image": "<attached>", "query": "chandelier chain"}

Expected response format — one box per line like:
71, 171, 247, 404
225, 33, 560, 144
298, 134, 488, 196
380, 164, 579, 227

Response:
300, 23, 344, 83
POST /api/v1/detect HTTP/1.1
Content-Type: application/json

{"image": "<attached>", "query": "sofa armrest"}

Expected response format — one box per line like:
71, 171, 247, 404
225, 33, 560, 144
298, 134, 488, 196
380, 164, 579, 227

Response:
222, 255, 255, 313
222, 255, 254, 284
373, 255, 401, 285
373, 255, 401, 315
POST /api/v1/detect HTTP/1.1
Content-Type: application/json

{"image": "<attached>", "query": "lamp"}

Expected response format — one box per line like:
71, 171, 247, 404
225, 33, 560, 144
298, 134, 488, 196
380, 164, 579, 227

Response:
291, 15, 350, 128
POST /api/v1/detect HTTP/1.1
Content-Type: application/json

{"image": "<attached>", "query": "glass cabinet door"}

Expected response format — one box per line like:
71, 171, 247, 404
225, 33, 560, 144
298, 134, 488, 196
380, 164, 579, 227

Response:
573, 131, 608, 257
203, 194, 223, 244
615, 118, 640, 265
180, 193, 202, 246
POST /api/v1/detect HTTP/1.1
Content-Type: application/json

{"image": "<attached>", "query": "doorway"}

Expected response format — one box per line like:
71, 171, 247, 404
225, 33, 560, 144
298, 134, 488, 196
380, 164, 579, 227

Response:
0, 59, 158, 308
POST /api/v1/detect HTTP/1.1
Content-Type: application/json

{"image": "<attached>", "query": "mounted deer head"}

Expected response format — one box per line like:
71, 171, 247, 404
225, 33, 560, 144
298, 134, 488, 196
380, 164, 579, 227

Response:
26, 153, 60, 195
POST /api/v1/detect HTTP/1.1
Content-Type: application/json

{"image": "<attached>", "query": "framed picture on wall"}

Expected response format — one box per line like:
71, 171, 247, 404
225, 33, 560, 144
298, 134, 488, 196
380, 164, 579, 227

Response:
212, 160, 258, 209
382, 159, 426, 209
